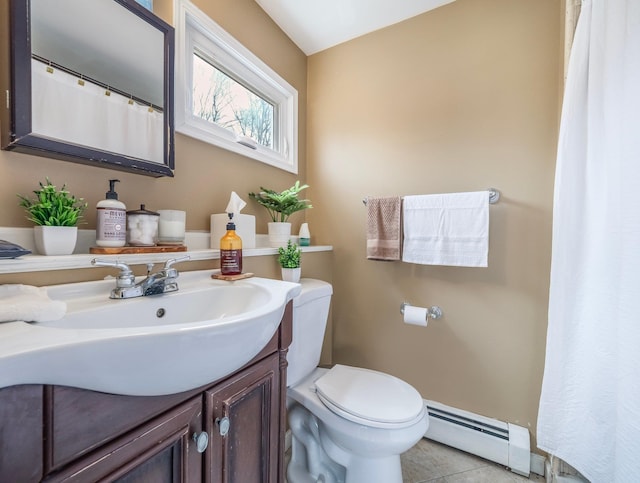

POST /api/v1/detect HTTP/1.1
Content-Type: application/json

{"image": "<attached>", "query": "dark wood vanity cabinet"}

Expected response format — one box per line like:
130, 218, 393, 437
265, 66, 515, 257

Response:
206, 354, 281, 483
0, 303, 292, 483
44, 396, 204, 482
0, 385, 44, 482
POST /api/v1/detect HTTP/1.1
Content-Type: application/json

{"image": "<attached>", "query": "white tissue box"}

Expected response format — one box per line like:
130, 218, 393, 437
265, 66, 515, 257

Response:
210, 214, 256, 249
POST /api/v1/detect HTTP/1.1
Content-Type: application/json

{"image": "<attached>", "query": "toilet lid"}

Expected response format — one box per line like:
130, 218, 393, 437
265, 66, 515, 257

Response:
314, 365, 425, 428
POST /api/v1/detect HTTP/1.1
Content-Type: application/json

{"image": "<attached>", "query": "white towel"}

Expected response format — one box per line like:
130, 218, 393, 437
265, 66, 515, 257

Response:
402, 191, 489, 267
0, 284, 67, 323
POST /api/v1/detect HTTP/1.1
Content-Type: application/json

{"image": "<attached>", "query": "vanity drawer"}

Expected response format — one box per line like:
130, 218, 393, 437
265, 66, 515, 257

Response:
47, 385, 199, 471
44, 396, 203, 483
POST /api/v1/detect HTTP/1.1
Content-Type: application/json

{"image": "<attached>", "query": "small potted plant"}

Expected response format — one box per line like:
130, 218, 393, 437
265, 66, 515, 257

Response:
278, 239, 302, 282
18, 178, 87, 255
249, 181, 312, 247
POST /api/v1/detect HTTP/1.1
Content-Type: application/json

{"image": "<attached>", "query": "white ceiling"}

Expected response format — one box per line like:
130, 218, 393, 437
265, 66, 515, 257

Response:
255, 0, 456, 55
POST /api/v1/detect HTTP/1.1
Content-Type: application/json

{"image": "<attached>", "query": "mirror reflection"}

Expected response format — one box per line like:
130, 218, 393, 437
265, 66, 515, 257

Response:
31, 0, 165, 163
2, 0, 175, 177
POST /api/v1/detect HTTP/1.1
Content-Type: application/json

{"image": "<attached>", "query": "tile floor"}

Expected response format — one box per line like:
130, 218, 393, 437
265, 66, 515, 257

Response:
401, 438, 546, 483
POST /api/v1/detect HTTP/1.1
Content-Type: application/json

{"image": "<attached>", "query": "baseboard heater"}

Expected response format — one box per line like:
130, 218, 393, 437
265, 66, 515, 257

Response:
424, 400, 531, 477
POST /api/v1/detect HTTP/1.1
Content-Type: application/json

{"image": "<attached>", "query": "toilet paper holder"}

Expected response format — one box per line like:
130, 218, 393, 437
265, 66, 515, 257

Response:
400, 302, 443, 320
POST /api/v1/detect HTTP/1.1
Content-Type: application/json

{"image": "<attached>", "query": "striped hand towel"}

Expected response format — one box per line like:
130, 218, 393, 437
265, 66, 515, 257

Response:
366, 196, 402, 261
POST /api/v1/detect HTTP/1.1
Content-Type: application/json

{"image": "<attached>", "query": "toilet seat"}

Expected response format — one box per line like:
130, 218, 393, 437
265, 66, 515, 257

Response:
314, 365, 425, 429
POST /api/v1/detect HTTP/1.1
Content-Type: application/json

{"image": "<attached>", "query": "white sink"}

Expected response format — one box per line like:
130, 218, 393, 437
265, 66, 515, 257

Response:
0, 270, 301, 395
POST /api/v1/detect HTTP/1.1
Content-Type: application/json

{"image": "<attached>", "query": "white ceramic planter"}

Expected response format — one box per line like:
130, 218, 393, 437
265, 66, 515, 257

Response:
33, 226, 78, 255
268, 222, 291, 248
281, 267, 301, 283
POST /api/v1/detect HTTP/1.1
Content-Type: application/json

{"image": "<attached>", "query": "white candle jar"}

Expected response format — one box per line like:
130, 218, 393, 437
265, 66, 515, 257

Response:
126, 204, 159, 246
157, 210, 186, 245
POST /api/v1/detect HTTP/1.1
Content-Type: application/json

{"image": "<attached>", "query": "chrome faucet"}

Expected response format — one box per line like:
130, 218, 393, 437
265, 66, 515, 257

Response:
91, 256, 191, 299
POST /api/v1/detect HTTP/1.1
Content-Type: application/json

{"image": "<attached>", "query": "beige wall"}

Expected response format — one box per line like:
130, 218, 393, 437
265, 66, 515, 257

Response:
0, 0, 308, 237
307, 0, 560, 448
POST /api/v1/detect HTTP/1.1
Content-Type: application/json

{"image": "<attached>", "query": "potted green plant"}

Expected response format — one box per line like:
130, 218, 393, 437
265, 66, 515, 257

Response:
18, 178, 87, 255
278, 239, 302, 282
248, 181, 312, 247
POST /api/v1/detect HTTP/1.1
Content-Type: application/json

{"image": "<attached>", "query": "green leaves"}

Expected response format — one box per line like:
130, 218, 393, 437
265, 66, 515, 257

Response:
278, 240, 301, 268
18, 178, 87, 226
248, 181, 312, 222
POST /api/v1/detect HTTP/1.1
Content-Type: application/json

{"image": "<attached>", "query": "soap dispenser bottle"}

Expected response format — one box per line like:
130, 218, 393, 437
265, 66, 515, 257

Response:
220, 213, 242, 275
96, 179, 126, 247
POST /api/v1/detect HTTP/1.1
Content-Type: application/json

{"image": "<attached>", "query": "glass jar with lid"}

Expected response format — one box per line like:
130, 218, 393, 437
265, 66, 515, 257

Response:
126, 204, 159, 246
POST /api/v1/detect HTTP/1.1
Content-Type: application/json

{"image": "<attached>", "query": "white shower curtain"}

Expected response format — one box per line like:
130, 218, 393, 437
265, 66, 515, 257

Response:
537, 1, 640, 482
31, 59, 164, 163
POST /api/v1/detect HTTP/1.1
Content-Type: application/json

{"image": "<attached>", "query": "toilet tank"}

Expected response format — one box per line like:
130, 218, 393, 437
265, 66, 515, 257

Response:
287, 278, 333, 387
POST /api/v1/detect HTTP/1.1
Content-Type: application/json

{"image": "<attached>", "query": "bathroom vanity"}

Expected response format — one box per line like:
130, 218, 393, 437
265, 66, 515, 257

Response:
0, 303, 292, 482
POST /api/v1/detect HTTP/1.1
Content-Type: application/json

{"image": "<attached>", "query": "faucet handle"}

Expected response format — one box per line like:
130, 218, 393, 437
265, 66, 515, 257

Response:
164, 255, 191, 269
92, 258, 133, 275
162, 255, 190, 279
91, 258, 136, 288
146, 263, 155, 275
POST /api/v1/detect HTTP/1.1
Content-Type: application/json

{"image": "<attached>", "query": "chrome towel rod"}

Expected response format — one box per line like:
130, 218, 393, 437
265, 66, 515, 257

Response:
362, 188, 500, 205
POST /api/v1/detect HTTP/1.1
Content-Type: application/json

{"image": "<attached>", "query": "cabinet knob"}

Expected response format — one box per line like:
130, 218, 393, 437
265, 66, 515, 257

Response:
216, 416, 230, 436
192, 431, 209, 453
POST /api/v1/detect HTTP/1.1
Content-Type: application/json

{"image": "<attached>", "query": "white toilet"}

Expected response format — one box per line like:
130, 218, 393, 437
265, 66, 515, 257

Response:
287, 279, 428, 483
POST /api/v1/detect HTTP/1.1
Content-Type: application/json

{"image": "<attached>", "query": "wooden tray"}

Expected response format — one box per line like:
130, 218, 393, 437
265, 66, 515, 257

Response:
89, 245, 188, 255
211, 272, 254, 281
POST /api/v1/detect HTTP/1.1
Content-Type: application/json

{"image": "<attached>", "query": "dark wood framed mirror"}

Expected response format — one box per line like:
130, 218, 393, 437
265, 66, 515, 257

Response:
1, 0, 175, 177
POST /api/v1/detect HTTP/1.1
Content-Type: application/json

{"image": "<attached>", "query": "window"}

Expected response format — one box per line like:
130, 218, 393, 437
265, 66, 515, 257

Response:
192, 54, 275, 149
175, 0, 298, 173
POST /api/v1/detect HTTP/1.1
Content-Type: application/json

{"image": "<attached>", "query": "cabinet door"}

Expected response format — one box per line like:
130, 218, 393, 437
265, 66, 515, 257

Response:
44, 397, 204, 483
205, 354, 280, 483
0, 385, 44, 483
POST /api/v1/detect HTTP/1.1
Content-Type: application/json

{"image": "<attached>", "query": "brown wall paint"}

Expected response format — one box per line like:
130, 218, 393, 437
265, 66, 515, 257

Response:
306, 0, 560, 448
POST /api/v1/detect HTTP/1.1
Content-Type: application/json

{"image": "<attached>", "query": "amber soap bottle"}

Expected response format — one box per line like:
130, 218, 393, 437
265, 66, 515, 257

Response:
220, 214, 242, 275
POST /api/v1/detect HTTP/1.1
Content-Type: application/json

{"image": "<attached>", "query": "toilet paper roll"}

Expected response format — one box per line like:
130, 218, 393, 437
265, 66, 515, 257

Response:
403, 305, 428, 327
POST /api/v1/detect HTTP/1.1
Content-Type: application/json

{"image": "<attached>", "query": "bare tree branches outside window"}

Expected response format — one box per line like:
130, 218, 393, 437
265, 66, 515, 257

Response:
192, 54, 274, 148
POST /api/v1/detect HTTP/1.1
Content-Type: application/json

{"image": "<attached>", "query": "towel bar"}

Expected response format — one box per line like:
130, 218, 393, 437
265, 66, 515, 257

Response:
362, 188, 500, 205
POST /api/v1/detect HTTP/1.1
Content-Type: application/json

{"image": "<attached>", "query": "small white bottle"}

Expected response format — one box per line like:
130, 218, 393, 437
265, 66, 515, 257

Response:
96, 179, 127, 247
299, 223, 310, 246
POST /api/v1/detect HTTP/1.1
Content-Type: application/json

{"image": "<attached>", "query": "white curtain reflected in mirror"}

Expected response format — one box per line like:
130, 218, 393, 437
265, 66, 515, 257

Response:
4, 0, 174, 175
21, 0, 170, 172
31, 59, 164, 164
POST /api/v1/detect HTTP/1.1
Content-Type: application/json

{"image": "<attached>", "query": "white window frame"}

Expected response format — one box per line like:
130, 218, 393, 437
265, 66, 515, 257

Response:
174, 0, 298, 173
